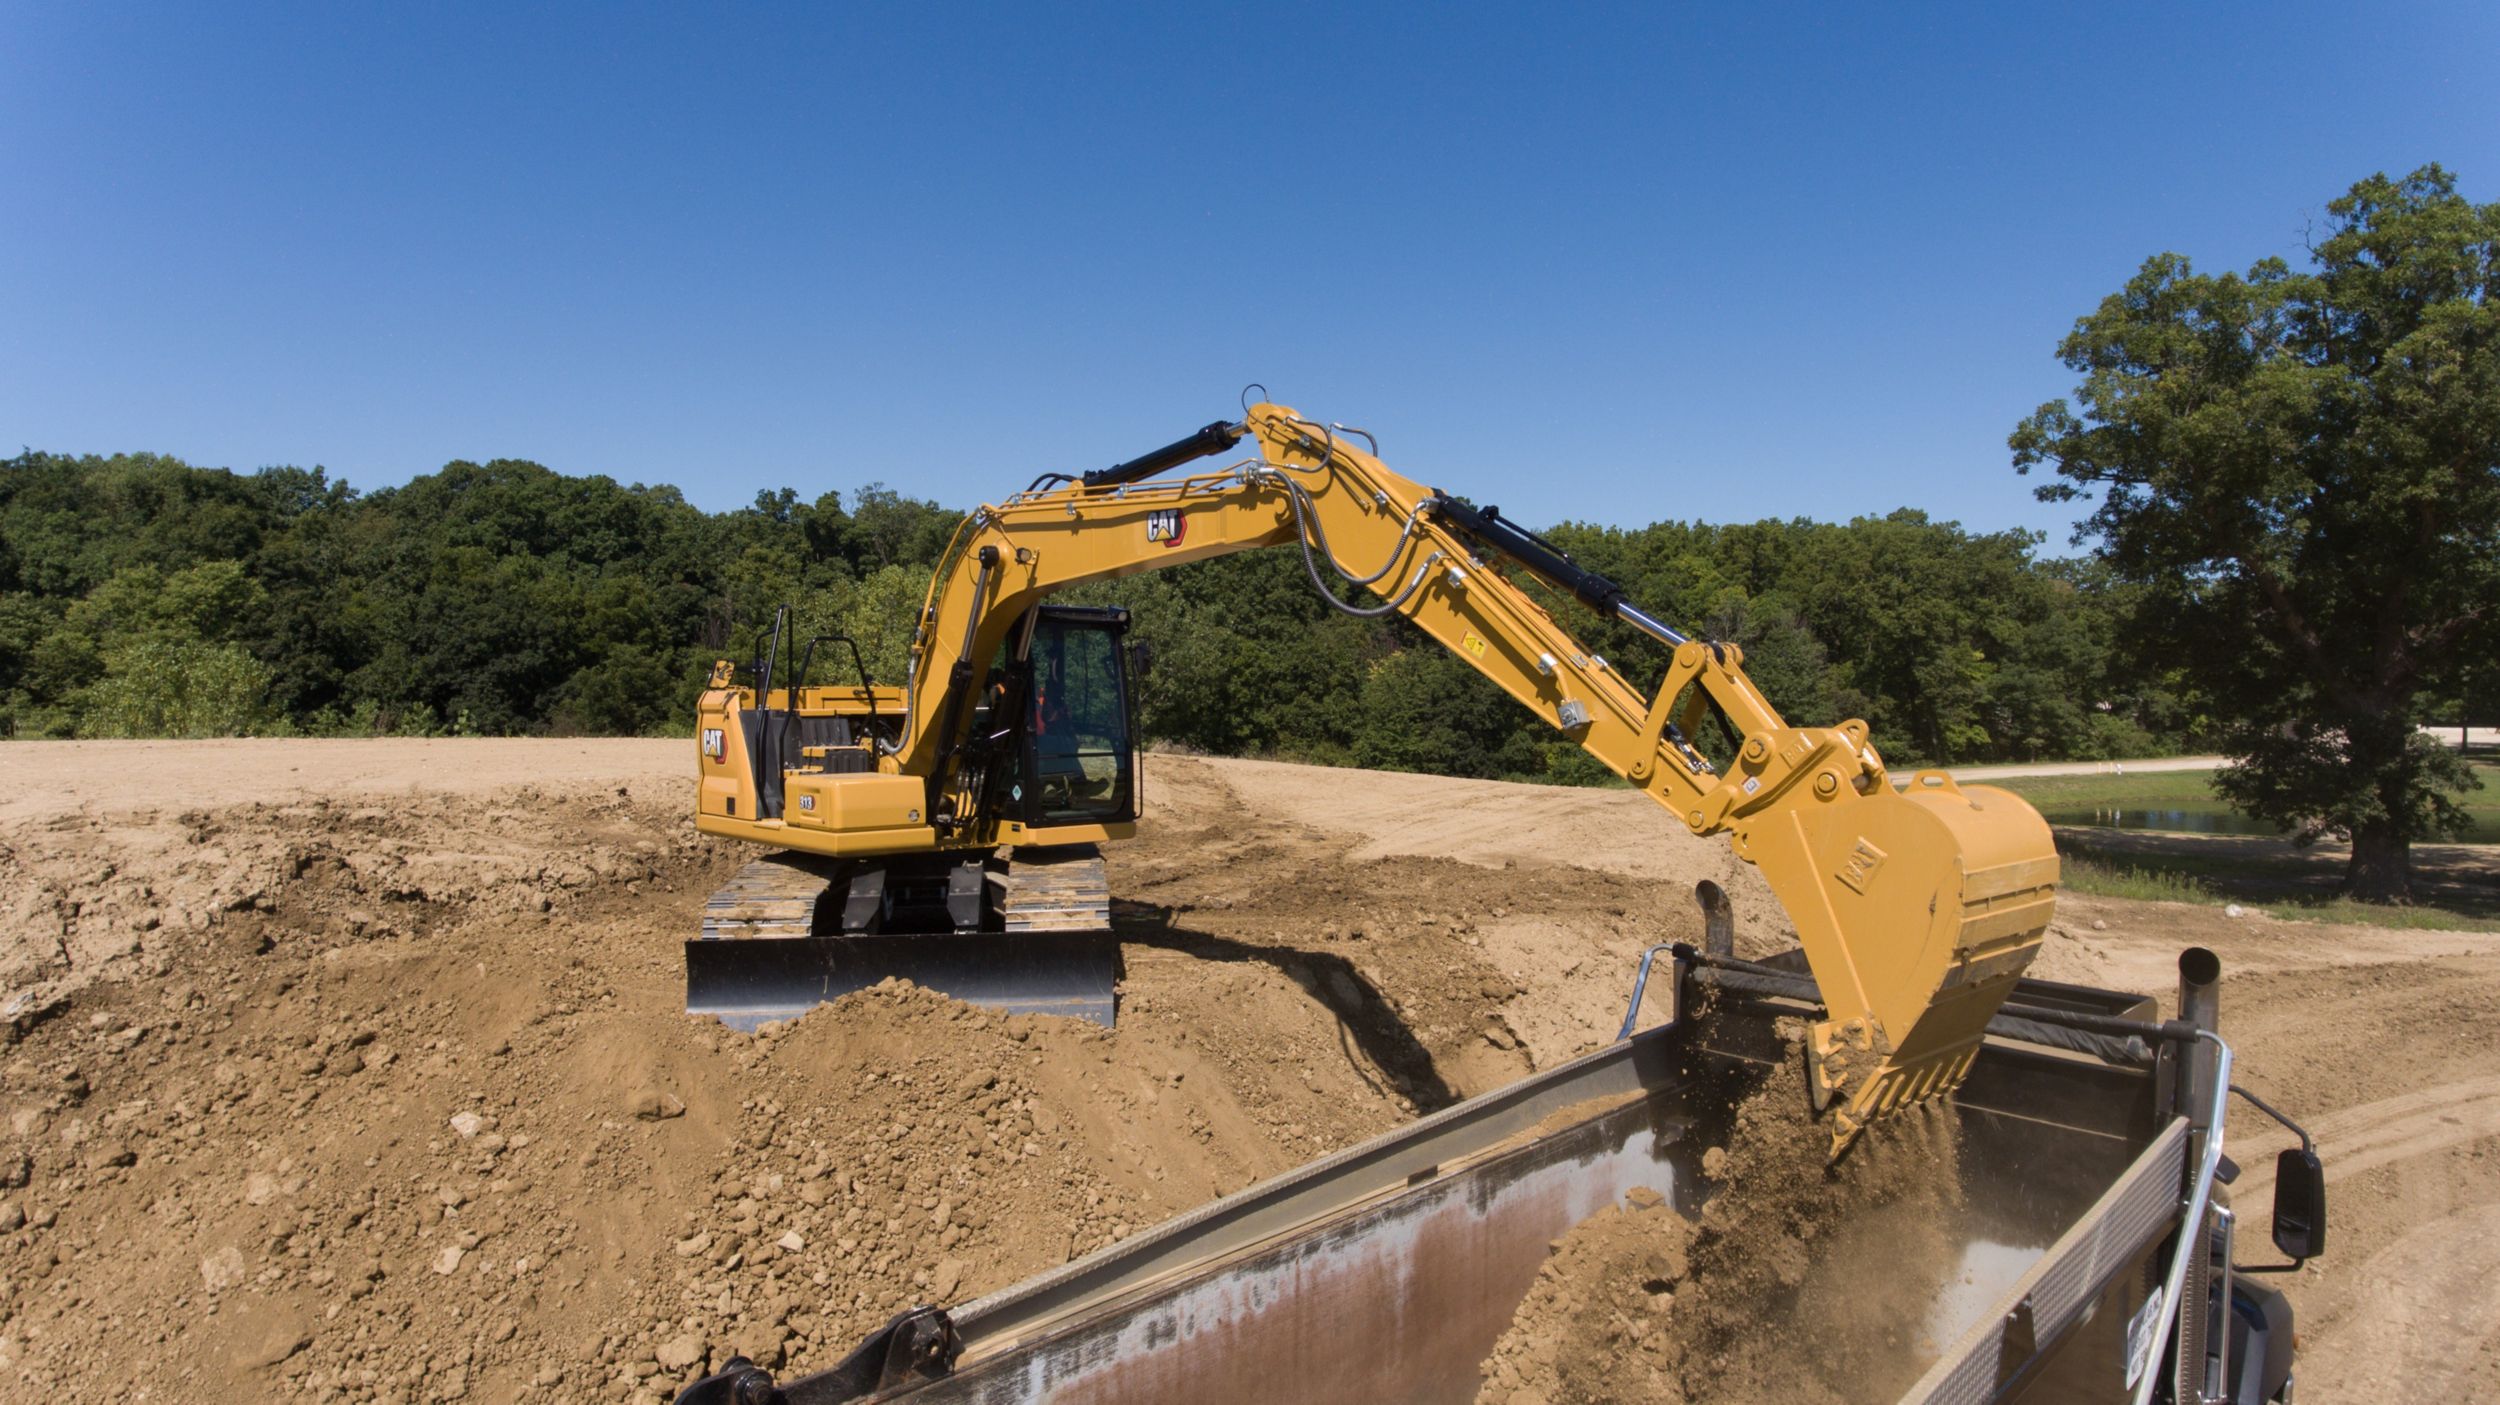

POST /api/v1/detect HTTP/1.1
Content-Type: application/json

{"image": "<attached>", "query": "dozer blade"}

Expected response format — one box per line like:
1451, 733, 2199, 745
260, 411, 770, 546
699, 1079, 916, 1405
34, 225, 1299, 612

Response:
684, 931, 1118, 1030
686, 849, 1120, 1030
1747, 770, 2060, 1156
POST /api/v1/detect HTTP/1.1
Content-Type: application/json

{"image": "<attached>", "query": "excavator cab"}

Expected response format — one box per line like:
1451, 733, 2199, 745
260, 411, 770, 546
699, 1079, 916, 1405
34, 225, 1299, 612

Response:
1013, 606, 1139, 827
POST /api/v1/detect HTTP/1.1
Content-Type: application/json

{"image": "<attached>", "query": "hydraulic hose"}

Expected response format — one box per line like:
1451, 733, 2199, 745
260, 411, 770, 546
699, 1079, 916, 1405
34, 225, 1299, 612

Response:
1254, 460, 1443, 619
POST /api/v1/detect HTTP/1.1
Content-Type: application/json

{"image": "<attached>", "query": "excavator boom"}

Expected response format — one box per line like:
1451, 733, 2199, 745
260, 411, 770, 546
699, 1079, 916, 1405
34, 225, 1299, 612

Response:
692, 402, 2059, 1147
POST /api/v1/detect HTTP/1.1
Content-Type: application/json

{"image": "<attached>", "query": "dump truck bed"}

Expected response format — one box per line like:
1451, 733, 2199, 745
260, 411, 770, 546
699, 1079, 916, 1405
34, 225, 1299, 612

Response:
686, 951, 2229, 1405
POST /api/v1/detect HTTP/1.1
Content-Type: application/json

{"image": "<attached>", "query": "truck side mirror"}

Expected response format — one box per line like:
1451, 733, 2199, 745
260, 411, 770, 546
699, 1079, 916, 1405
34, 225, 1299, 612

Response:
2270, 1147, 2326, 1261
1127, 639, 1153, 680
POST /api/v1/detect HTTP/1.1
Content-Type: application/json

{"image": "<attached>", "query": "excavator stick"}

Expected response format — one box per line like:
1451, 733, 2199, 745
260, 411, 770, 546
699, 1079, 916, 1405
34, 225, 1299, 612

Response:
685, 849, 1120, 1029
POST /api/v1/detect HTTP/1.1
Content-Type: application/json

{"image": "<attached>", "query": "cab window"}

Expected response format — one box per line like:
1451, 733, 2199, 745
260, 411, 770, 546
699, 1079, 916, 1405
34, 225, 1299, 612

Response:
1026, 614, 1135, 824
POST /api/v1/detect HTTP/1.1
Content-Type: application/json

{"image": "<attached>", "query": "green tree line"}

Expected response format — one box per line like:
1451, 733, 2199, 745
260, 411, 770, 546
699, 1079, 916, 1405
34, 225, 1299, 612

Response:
0, 448, 2180, 769
0, 454, 958, 740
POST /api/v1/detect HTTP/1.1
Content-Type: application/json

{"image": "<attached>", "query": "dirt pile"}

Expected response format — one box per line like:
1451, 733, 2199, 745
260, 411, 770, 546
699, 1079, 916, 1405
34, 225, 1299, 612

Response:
2, 786, 693, 1031
0, 861, 1392, 1402
1476, 1042, 1966, 1405
4, 761, 1598, 1402
1109, 755, 1769, 1097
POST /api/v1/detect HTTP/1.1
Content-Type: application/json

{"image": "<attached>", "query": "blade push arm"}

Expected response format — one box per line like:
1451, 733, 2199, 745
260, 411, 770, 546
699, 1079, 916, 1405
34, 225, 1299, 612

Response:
900, 402, 2057, 1149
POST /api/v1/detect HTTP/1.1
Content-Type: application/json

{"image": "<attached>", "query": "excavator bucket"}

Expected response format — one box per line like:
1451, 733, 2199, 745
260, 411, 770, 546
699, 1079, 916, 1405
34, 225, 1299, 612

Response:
685, 848, 1120, 1030
1747, 770, 2060, 1154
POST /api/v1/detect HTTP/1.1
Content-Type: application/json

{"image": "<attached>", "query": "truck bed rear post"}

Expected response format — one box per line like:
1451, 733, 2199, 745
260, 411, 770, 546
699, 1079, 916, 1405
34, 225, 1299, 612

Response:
2175, 947, 2223, 1405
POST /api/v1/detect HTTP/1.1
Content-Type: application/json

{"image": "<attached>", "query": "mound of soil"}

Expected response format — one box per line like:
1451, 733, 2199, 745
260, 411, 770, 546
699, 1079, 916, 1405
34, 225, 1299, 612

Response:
0, 754, 1748, 1402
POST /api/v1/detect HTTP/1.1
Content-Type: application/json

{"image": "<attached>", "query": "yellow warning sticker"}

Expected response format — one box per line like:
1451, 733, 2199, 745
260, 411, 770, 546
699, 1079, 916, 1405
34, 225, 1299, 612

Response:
1461, 633, 1488, 658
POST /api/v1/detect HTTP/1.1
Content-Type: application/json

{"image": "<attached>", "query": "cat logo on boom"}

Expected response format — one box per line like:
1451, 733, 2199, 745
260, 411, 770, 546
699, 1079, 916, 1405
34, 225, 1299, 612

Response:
1146, 509, 1185, 547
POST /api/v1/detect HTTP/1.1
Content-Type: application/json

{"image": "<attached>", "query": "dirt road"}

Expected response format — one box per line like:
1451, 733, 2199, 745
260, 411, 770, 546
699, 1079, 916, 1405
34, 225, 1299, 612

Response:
2, 741, 2492, 1400
0, 737, 689, 825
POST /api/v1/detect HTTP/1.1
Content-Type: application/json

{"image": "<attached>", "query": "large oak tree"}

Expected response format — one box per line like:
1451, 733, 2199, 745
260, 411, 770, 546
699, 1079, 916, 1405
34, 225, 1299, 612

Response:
2013, 166, 2500, 901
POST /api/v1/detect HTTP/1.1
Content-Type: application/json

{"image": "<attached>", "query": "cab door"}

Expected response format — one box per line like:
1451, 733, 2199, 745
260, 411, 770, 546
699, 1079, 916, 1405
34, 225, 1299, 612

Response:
1022, 606, 1138, 825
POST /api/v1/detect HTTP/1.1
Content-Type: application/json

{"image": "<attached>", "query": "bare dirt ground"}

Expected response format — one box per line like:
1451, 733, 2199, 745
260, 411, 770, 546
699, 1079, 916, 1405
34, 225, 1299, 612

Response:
2, 740, 2494, 1401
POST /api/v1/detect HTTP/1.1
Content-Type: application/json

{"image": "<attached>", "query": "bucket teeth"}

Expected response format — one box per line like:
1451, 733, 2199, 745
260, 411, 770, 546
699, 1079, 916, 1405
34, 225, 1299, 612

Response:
1812, 1027, 1981, 1158
1805, 1017, 1889, 1111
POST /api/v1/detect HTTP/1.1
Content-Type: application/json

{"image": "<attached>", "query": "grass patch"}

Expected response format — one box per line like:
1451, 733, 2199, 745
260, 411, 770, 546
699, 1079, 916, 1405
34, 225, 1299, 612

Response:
2052, 835, 2500, 930
2260, 896, 2500, 933
1997, 760, 2500, 839
2058, 853, 2219, 904
2063, 841, 2318, 886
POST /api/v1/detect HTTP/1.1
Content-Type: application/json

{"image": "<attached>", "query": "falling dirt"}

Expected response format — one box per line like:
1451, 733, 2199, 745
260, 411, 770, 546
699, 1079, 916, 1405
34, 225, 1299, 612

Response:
0, 740, 2495, 1400
1475, 1041, 1966, 1405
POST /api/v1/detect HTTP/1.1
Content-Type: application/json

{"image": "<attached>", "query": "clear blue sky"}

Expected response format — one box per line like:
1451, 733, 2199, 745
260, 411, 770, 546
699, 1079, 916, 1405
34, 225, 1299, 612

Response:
6, 3, 2494, 546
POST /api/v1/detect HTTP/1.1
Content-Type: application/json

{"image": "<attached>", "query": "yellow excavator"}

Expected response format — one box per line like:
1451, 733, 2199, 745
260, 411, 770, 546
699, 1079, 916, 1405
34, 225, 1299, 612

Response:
691, 400, 2059, 1147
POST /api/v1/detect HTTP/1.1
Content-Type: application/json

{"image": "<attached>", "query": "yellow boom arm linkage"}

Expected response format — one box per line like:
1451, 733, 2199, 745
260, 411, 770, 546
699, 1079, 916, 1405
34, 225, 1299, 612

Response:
884, 403, 2056, 1149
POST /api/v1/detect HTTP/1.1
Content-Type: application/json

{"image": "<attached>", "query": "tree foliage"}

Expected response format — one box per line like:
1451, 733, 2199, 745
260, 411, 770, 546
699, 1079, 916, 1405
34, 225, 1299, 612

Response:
0, 451, 957, 740
5, 444, 2171, 777
2012, 165, 2499, 900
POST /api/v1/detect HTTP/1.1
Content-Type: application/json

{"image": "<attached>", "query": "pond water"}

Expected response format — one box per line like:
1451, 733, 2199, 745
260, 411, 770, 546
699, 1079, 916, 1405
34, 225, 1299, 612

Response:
2044, 805, 2500, 842
2040, 806, 2285, 836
